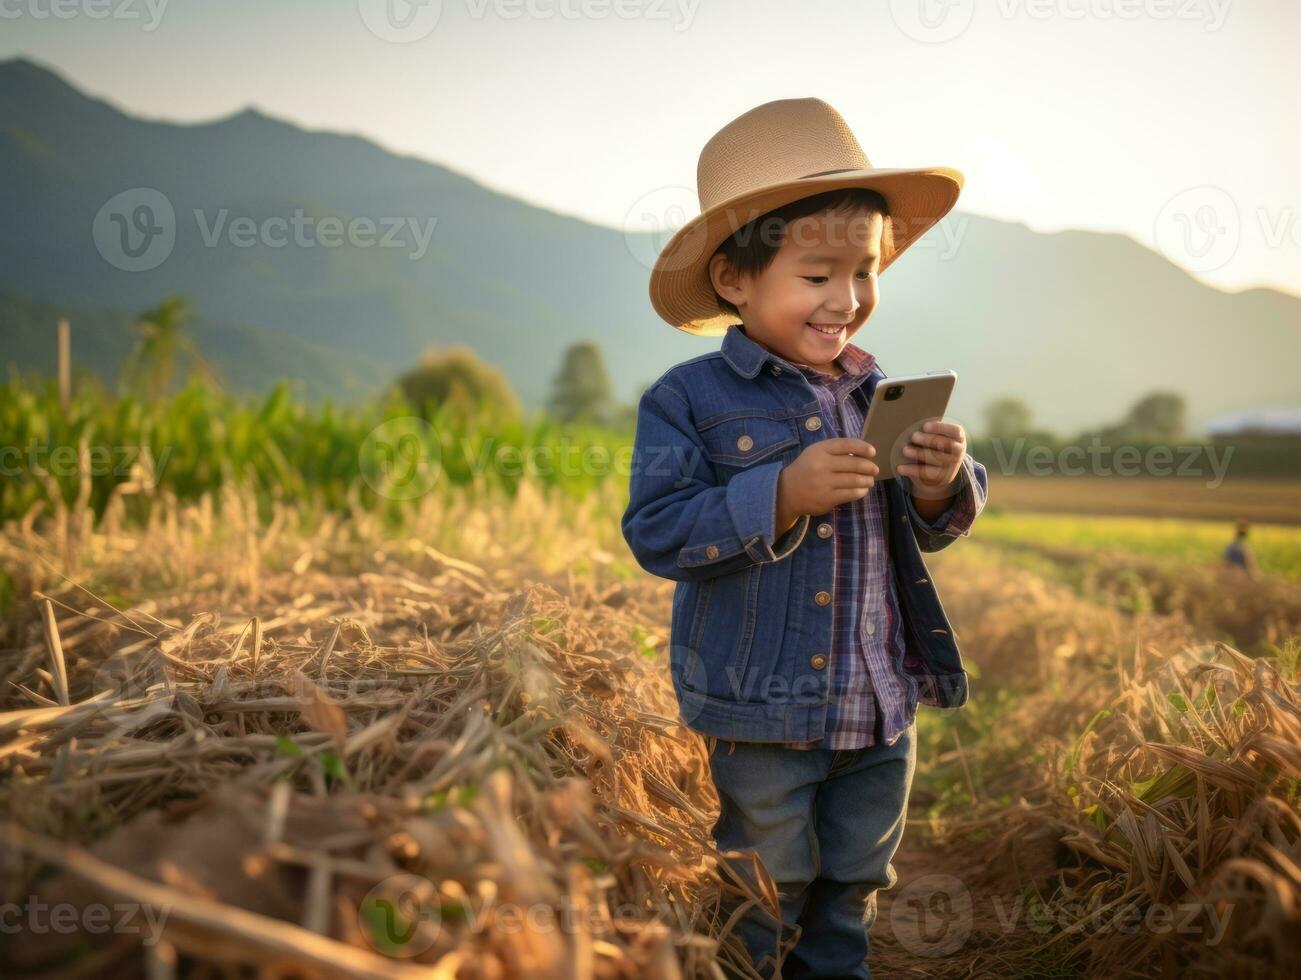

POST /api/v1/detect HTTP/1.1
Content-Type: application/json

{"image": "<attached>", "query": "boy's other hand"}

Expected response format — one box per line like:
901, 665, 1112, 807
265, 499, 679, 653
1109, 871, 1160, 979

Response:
776, 437, 878, 529
897, 420, 966, 498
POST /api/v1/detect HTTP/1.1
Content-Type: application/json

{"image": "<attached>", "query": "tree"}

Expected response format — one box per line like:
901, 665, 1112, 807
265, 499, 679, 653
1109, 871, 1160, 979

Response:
546, 341, 616, 425
120, 295, 219, 401
983, 397, 1034, 441
1124, 391, 1185, 441
1078, 390, 1188, 444
395, 344, 522, 424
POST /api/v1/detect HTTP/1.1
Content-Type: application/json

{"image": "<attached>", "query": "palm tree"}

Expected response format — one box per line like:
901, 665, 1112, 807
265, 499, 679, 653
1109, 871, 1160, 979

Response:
121, 295, 220, 401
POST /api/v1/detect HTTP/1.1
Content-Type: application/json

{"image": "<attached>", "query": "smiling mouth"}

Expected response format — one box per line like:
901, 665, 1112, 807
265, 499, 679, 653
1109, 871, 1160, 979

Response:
806, 322, 847, 335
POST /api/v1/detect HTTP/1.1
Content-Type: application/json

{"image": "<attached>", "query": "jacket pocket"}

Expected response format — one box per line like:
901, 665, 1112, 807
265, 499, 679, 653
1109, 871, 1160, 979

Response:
697, 413, 799, 477
723, 561, 764, 699
673, 551, 798, 706
676, 563, 759, 703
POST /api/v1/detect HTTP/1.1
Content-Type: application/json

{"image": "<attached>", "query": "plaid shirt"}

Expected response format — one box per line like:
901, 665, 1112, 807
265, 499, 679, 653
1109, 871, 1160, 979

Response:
775, 342, 980, 750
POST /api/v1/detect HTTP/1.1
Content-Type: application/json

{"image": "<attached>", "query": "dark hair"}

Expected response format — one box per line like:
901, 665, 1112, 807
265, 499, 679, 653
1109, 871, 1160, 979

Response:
711, 187, 894, 318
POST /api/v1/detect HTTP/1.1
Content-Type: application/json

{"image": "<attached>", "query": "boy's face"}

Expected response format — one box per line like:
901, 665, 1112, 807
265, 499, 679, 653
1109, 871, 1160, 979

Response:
710, 207, 883, 371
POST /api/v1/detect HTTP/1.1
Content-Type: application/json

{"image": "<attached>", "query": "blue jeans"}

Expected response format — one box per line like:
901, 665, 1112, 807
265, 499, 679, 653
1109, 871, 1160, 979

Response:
705, 726, 916, 979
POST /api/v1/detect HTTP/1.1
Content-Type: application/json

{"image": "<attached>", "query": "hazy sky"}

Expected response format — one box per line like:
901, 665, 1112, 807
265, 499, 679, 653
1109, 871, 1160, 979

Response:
4, 0, 1299, 297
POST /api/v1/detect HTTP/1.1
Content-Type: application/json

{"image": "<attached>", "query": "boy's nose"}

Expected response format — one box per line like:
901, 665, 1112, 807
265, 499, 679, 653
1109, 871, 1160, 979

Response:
824, 289, 858, 317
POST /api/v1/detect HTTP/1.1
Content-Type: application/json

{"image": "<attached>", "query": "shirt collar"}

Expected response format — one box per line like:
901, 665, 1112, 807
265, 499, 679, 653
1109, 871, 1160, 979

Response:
721, 322, 877, 379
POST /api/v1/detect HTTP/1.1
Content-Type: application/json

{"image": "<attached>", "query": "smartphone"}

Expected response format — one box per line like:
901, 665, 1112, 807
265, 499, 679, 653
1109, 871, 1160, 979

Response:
858, 371, 957, 480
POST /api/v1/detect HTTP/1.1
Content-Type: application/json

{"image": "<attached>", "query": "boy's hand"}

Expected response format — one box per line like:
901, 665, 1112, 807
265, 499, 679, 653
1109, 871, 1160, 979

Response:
898, 420, 966, 498
776, 437, 878, 530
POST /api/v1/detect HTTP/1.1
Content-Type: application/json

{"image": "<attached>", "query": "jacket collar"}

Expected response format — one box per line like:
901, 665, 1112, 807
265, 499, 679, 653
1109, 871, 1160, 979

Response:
721, 322, 877, 379
720, 323, 771, 378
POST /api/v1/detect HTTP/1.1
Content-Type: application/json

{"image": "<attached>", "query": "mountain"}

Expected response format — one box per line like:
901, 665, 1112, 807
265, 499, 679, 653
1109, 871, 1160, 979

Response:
1, 55, 1298, 435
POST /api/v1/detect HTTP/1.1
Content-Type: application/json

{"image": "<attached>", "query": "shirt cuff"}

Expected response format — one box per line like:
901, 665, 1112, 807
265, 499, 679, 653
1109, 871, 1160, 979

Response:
904, 458, 978, 537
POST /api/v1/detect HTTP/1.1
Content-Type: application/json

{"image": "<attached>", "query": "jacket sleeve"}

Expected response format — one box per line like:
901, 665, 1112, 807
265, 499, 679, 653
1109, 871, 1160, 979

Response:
899, 452, 988, 554
621, 381, 811, 582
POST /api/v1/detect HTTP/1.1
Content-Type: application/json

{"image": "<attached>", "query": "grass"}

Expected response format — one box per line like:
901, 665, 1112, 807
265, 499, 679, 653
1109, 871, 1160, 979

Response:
975, 510, 1301, 580
0, 377, 634, 529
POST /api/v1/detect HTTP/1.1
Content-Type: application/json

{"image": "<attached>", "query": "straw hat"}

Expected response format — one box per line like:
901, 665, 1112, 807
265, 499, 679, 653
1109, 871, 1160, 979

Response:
648, 98, 964, 335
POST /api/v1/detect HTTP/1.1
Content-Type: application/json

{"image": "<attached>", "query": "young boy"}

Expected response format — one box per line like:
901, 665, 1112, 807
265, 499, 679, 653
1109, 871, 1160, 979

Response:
622, 99, 989, 979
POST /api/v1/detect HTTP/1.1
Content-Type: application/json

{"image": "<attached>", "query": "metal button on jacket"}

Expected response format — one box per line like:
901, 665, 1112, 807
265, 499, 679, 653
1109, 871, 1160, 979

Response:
865, 621, 875, 635
805, 416, 822, 431
816, 522, 833, 539
814, 590, 831, 606
736, 435, 753, 451
810, 653, 827, 670
705, 545, 719, 559
769, 364, 781, 375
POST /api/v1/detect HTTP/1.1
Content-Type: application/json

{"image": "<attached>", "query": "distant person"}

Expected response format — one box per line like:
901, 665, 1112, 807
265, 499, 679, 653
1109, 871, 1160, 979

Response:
1222, 518, 1258, 579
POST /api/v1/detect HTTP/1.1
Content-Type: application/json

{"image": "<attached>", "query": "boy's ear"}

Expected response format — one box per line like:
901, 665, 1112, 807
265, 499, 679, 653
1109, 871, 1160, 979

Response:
708, 253, 747, 308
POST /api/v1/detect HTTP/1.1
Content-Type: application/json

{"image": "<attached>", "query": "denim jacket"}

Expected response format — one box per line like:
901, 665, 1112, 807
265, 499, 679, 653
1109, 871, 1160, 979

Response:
621, 324, 989, 742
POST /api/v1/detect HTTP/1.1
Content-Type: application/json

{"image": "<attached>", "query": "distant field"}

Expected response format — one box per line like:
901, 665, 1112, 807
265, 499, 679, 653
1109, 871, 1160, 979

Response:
986, 475, 1301, 524
974, 510, 1301, 580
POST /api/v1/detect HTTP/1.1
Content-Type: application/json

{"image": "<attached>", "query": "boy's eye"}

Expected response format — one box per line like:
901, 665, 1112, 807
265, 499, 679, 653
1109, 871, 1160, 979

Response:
802, 273, 875, 284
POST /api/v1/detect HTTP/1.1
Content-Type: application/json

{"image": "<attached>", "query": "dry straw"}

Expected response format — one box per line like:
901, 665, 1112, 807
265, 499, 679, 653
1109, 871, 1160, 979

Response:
1, 484, 779, 978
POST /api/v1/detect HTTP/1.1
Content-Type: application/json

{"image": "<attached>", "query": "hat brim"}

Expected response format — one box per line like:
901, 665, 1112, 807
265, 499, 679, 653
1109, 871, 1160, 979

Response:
648, 168, 964, 336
